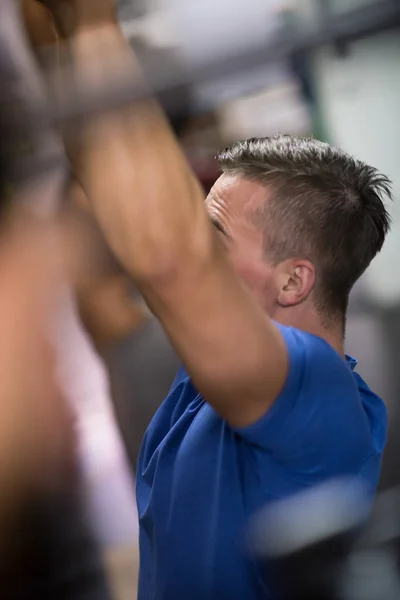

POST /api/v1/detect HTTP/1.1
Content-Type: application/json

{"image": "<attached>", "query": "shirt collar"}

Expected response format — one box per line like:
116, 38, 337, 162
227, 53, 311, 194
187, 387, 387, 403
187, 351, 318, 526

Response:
346, 355, 358, 371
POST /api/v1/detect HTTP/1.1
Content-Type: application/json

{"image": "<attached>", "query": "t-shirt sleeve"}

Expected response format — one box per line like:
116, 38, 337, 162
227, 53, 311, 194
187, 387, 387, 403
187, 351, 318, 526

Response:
234, 324, 375, 474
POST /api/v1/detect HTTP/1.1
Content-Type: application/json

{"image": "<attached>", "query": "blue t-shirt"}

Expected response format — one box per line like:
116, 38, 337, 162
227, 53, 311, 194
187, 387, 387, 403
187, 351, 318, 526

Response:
136, 325, 387, 600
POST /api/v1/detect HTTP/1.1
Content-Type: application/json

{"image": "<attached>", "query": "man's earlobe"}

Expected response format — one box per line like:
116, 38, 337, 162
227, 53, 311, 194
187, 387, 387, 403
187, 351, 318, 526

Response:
277, 286, 300, 307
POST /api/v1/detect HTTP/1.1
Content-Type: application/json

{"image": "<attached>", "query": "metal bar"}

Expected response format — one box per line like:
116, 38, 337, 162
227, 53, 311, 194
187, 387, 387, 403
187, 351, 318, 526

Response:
43, 1, 400, 125
5, 0, 400, 181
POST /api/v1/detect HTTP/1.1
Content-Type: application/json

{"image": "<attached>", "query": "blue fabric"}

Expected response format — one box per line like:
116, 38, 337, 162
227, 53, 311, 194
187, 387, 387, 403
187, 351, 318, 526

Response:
136, 324, 387, 600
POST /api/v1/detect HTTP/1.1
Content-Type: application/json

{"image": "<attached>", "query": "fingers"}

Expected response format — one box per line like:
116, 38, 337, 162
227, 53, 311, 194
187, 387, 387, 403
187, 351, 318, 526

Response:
21, 0, 58, 48
35, 0, 117, 38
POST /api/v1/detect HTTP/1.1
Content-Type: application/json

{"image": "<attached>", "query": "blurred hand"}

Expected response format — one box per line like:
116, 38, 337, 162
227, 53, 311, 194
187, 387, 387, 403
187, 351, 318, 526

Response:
36, 0, 117, 38
21, 0, 58, 48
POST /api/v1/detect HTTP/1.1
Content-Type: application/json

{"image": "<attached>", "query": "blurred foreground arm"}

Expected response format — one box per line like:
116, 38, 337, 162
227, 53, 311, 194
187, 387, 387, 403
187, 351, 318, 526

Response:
65, 179, 149, 350
22, 1, 149, 350
0, 211, 76, 532
42, 0, 288, 428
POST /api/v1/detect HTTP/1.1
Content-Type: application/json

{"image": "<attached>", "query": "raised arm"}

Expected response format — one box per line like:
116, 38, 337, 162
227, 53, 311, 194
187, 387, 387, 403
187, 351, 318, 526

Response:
41, 0, 288, 428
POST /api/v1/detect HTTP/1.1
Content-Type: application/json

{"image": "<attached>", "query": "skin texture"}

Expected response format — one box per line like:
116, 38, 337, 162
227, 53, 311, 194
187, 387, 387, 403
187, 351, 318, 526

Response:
206, 175, 277, 314
31, 0, 343, 429
206, 175, 342, 351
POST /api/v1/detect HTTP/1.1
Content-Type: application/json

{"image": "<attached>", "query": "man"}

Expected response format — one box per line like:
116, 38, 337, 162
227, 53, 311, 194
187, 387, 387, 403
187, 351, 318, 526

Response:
38, 2, 390, 599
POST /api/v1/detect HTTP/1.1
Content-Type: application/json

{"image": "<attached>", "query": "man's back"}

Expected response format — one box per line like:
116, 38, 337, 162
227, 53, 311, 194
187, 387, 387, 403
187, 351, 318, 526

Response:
136, 325, 387, 600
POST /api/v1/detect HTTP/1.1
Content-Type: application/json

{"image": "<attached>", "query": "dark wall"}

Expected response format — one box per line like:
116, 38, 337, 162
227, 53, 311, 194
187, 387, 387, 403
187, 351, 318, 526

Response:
104, 316, 180, 470
345, 306, 400, 491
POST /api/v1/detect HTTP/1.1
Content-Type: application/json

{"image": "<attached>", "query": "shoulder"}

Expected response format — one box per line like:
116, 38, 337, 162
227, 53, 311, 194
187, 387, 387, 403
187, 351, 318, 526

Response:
236, 324, 385, 472
276, 322, 345, 363
274, 323, 357, 402
274, 323, 374, 428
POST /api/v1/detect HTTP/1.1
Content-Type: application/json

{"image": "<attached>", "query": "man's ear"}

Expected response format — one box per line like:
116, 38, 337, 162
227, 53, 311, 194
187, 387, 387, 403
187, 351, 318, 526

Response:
276, 260, 315, 307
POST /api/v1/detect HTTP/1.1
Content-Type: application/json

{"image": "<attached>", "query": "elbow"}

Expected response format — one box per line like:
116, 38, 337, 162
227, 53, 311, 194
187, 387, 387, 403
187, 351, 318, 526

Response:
132, 250, 184, 287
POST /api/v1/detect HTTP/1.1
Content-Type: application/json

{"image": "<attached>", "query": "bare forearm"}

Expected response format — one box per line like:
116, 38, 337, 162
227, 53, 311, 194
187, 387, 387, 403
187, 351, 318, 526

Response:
70, 25, 211, 280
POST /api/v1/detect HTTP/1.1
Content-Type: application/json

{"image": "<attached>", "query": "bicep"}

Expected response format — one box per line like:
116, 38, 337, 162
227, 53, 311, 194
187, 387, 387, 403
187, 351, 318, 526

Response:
139, 246, 288, 428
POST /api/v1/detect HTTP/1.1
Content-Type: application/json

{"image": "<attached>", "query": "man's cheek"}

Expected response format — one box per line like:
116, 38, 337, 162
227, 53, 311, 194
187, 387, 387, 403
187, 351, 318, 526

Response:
231, 256, 259, 288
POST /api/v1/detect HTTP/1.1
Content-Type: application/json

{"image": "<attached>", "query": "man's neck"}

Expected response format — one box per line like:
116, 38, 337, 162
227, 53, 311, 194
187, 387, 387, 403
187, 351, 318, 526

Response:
274, 307, 345, 358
